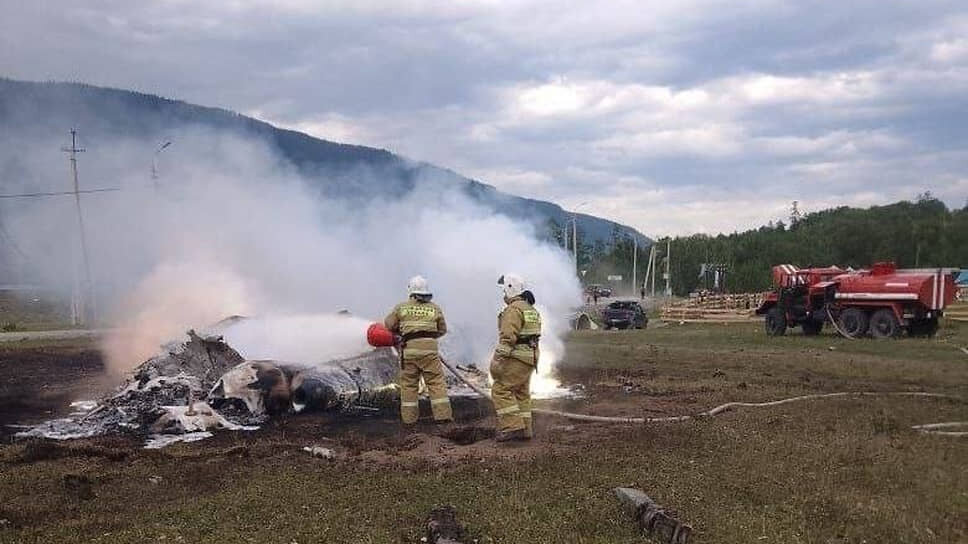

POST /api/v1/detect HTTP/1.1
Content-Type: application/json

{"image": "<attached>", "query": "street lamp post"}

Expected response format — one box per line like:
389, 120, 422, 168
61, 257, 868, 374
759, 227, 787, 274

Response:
151, 141, 172, 190
571, 202, 588, 275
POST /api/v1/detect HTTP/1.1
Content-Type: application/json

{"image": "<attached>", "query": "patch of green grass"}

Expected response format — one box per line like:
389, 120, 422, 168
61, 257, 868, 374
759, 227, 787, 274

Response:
0, 292, 82, 331
0, 337, 99, 353
562, 322, 968, 397
582, 318, 968, 365
1, 323, 966, 543
2, 396, 966, 543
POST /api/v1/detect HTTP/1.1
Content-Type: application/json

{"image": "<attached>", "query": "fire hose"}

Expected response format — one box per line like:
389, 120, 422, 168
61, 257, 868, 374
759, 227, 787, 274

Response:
438, 358, 966, 433
366, 324, 963, 434
826, 306, 856, 340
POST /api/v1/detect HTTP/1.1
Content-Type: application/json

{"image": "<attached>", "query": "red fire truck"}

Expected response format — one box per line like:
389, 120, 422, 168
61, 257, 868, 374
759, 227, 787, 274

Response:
755, 262, 957, 338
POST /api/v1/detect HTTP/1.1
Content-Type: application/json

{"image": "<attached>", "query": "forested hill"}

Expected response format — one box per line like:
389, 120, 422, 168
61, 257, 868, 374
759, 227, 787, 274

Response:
0, 78, 648, 249
663, 197, 968, 295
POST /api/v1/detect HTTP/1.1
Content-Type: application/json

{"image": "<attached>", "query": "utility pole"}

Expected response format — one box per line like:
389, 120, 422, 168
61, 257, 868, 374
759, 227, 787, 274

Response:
570, 202, 588, 277
61, 129, 96, 326
664, 238, 671, 297
632, 235, 637, 294
562, 221, 568, 251
572, 215, 578, 273
642, 242, 655, 296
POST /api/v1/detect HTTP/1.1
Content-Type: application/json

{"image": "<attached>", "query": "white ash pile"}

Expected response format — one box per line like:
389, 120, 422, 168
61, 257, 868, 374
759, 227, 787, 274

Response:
17, 330, 250, 441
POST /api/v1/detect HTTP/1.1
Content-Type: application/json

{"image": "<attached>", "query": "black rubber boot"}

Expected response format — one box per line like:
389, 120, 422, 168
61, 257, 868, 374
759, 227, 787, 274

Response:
495, 429, 528, 442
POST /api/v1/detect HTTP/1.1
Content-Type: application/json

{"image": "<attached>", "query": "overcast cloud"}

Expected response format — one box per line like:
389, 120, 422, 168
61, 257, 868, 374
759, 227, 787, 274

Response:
2, 0, 966, 236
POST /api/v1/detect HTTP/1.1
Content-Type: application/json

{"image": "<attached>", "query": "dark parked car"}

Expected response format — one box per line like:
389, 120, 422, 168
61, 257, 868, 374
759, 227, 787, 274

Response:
584, 284, 613, 298
602, 300, 647, 330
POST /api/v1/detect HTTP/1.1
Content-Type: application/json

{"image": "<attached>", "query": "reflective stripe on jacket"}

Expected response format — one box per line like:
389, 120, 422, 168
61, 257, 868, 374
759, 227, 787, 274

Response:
384, 299, 447, 359
495, 297, 542, 366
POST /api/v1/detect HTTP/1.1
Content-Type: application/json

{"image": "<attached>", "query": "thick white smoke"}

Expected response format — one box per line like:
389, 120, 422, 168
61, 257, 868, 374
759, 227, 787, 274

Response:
1, 129, 583, 389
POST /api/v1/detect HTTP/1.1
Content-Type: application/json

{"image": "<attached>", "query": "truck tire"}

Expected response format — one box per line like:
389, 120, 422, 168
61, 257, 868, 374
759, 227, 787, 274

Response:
837, 308, 869, 337
764, 307, 787, 336
908, 317, 939, 337
801, 319, 823, 336
869, 309, 901, 339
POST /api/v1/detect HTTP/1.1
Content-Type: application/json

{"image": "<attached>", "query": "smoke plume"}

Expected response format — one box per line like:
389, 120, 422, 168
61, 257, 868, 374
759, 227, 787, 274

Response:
1, 127, 583, 386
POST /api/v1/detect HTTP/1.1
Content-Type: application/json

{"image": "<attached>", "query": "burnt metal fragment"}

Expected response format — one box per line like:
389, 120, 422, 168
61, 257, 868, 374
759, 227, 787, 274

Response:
426, 505, 470, 544
614, 487, 692, 544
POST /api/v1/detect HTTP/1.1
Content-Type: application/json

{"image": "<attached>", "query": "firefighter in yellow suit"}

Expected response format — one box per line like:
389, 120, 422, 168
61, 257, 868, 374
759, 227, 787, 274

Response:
491, 273, 541, 442
384, 275, 453, 426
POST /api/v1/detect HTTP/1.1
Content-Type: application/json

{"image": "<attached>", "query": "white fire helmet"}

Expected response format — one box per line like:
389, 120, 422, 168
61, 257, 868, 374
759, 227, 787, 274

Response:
407, 275, 432, 296
498, 273, 526, 299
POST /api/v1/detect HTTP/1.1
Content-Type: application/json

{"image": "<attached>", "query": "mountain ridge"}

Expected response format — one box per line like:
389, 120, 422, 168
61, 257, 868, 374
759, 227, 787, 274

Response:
0, 77, 650, 250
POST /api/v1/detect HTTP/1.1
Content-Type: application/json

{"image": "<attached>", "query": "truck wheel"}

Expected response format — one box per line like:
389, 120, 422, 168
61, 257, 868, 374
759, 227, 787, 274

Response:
838, 308, 869, 337
764, 307, 787, 336
908, 318, 939, 337
869, 309, 901, 339
802, 320, 823, 336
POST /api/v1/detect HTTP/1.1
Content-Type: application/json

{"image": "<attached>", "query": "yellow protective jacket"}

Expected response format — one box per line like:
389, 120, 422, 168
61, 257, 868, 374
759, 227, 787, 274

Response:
384, 299, 447, 360
495, 297, 542, 366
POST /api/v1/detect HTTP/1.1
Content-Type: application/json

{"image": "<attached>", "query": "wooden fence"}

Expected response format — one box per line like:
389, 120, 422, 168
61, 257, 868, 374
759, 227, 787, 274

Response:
660, 293, 764, 323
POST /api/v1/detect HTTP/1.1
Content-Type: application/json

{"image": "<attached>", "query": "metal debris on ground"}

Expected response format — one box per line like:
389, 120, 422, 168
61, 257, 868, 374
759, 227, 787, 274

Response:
426, 505, 471, 544
143, 432, 216, 449
15, 318, 487, 448
18, 330, 244, 441
303, 446, 336, 459
614, 487, 693, 544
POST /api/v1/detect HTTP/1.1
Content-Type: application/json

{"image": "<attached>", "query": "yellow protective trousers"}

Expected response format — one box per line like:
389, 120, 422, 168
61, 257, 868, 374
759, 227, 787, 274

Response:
399, 353, 453, 424
489, 355, 533, 437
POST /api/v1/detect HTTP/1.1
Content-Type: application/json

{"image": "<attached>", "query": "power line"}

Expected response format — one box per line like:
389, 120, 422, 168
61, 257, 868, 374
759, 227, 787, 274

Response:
1, 131, 162, 325
0, 187, 121, 199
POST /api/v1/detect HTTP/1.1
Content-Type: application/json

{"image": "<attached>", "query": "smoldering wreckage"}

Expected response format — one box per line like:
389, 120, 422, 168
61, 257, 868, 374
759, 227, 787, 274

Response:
13, 313, 696, 542
16, 316, 490, 448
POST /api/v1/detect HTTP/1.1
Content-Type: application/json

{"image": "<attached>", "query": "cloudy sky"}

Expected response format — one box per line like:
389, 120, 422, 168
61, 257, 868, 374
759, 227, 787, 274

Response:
2, 0, 967, 236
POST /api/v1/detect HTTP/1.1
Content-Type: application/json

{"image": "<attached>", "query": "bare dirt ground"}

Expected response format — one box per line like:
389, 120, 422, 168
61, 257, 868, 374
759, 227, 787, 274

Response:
1, 322, 967, 543
0, 339, 111, 436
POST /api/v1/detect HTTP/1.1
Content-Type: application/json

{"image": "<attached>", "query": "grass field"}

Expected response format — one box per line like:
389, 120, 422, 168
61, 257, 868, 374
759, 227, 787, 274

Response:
1, 321, 966, 543
0, 292, 76, 332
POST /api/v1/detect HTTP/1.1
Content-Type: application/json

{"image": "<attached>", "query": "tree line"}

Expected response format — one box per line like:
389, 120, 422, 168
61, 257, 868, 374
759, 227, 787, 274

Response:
547, 196, 968, 296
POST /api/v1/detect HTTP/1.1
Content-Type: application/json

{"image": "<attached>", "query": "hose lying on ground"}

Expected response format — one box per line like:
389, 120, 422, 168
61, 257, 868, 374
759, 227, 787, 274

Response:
910, 421, 968, 437
439, 358, 965, 432
826, 307, 856, 340
532, 392, 964, 424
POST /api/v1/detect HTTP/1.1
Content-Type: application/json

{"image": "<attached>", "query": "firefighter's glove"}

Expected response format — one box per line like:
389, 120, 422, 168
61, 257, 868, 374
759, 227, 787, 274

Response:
495, 344, 512, 357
